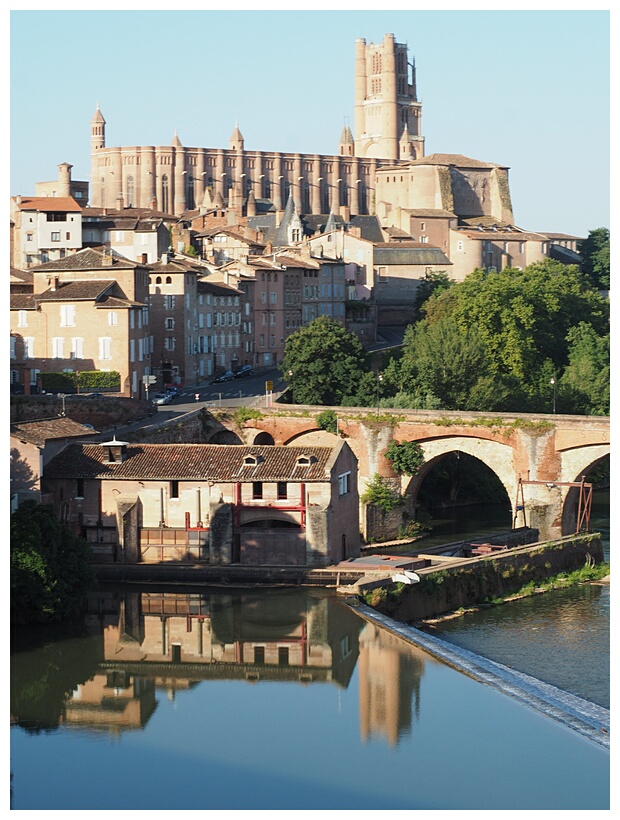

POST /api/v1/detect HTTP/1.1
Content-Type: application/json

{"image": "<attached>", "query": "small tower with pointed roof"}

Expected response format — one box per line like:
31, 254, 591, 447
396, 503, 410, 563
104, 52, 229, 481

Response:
229, 122, 244, 152
91, 104, 106, 151
339, 123, 354, 157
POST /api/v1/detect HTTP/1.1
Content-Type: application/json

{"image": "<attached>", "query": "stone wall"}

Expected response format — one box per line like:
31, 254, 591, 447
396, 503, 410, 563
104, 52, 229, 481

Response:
373, 533, 604, 623
10, 394, 152, 428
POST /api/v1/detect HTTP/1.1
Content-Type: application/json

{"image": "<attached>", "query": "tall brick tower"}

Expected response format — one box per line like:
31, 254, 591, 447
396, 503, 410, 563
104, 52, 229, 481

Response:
354, 33, 424, 161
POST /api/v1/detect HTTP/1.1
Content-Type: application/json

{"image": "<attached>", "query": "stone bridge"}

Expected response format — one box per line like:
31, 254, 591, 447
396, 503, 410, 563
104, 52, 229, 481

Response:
208, 405, 609, 542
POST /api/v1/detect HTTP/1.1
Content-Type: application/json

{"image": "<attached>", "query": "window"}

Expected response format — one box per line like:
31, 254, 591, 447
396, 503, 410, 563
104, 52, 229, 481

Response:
252, 482, 263, 500
71, 337, 84, 359
261, 292, 267, 304
420, 222, 426, 231
108, 311, 118, 326
10, 337, 16, 359
165, 295, 175, 310
170, 480, 179, 499
269, 292, 277, 304
60, 305, 76, 327
26, 233, 33, 242
115, 231, 125, 242
24, 337, 34, 358
165, 318, 175, 330
46, 212, 67, 222
76, 479, 84, 499
51, 337, 64, 358
51, 232, 61, 242
164, 337, 175, 351
254, 646, 265, 664
338, 472, 351, 496
98, 337, 112, 360
278, 647, 289, 666
277, 482, 287, 500
17, 310, 28, 327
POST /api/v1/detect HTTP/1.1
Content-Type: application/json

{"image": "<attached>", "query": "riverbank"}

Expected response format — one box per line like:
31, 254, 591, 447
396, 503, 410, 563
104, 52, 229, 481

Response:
412, 563, 610, 627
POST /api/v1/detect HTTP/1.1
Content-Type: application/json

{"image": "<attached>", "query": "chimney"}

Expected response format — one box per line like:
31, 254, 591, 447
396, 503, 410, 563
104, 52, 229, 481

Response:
161, 252, 170, 264
140, 253, 148, 264
101, 436, 128, 464
49, 275, 60, 291
102, 250, 113, 266
15, 195, 21, 205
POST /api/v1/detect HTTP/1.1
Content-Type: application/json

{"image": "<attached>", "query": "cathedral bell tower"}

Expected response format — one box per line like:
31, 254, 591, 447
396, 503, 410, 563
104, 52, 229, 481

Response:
353, 33, 424, 161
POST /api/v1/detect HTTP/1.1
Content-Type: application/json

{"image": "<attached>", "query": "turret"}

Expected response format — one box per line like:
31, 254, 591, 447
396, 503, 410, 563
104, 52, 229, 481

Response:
339, 123, 354, 157
91, 105, 106, 151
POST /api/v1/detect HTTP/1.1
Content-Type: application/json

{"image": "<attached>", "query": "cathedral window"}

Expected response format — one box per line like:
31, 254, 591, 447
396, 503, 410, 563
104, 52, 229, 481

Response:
372, 52, 381, 74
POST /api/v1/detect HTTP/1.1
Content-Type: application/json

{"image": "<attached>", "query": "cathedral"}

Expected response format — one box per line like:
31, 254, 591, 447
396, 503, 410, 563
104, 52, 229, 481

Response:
89, 32, 516, 232
90, 34, 426, 219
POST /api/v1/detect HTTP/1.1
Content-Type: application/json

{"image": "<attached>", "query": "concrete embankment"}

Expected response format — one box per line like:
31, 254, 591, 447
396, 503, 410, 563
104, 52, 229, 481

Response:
347, 599, 610, 750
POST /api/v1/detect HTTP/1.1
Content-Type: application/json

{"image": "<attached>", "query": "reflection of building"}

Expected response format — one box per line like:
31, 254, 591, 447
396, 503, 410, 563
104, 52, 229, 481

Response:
358, 621, 427, 747
99, 591, 360, 685
64, 672, 157, 734
43, 440, 360, 566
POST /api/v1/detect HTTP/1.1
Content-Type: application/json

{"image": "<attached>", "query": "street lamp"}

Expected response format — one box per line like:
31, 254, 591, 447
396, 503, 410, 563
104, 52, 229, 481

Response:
58, 393, 67, 417
550, 377, 556, 414
376, 373, 383, 413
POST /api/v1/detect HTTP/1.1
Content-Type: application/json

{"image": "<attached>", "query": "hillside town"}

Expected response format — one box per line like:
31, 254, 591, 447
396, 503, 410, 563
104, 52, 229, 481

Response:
10, 32, 582, 400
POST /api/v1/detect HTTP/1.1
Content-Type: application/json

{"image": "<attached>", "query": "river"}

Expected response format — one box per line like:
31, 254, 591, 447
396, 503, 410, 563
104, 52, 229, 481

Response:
10, 494, 610, 810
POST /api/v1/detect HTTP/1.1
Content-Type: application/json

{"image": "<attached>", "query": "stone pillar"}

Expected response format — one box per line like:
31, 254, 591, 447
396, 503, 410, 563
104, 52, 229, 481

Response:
140, 147, 156, 210
311, 156, 322, 214
293, 154, 303, 212
351, 158, 360, 215
174, 146, 186, 215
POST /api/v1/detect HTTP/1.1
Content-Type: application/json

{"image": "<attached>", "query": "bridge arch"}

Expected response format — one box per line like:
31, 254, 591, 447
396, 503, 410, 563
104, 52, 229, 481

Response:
252, 431, 275, 445
403, 436, 517, 520
560, 448, 610, 536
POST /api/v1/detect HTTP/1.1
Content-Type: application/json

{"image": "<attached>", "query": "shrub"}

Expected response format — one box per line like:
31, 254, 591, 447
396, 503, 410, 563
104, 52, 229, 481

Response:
316, 409, 338, 434
361, 474, 402, 512
385, 440, 425, 476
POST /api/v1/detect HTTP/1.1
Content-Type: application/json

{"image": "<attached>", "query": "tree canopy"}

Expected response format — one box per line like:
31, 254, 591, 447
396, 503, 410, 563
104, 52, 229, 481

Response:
577, 227, 610, 290
389, 259, 609, 413
11, 501, 95, 625
280, 316, 372, 406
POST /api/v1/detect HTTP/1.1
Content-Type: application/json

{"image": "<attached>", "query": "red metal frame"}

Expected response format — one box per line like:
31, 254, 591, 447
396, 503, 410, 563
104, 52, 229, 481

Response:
515, 474, 593, 533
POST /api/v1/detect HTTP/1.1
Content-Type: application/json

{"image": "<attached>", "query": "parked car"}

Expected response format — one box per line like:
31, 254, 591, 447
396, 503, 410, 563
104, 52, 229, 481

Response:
211, 370, 236, 383
165, 385, 181, 396
152, 392, 172, 405
234, 365, 254, 379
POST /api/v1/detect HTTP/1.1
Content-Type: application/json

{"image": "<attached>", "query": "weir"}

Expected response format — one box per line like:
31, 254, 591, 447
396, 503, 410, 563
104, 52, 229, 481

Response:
347, 600, 610, 750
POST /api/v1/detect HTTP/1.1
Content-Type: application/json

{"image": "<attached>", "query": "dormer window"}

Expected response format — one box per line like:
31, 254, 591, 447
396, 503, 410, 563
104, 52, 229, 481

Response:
244, 454, 264, 466
296, 454, 317, 467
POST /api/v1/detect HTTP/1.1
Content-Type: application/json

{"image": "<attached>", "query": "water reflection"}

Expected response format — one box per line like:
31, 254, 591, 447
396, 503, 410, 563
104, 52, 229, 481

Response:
12, 588, 438, 748
13, 590, 361, 735
359, 620, 429, 746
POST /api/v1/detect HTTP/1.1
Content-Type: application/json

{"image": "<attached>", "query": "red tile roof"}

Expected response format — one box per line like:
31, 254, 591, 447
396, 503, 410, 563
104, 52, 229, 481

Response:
14, 196, 82, 212
44, 443, 342, 482
11, 418, 99, 446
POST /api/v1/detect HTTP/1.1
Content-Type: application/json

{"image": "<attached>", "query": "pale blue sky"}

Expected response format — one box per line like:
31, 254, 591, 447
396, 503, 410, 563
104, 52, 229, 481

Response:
9, 7, 611, 237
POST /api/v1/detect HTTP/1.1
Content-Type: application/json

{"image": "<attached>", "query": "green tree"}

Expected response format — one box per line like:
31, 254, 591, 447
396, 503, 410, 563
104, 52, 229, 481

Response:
577, 228, 610, 290
413, 270, 454, 320
11, 502, 95, 625
559, 322, 610, 415
385, 440, 425, 476
280, 316, 370, 406
422, 260, 608, 406
394, 318, 494, 410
